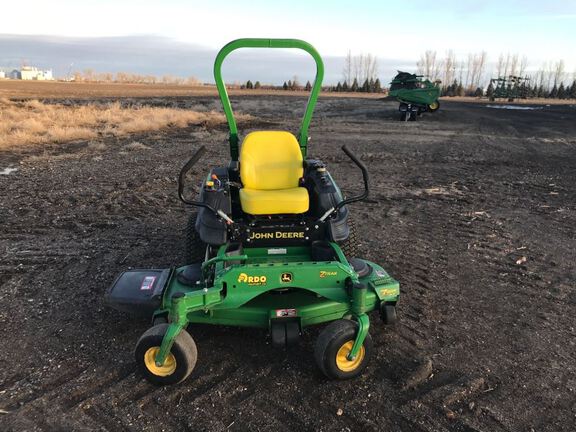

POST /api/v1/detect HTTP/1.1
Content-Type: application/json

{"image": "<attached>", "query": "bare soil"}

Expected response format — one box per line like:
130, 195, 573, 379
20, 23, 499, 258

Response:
1, 96, 575, 431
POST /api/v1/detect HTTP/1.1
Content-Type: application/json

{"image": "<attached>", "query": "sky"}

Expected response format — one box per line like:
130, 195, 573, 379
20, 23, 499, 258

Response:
1, 0, 575, 84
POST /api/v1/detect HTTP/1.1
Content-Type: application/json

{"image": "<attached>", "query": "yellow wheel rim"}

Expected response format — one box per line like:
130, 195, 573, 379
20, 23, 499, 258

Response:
335, 341, 365, 372
429, 102, 439, 110
144, 347, 177, 377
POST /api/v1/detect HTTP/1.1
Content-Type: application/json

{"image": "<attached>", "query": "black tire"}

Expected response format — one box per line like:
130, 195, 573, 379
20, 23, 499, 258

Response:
270, 322, 286, 348
338, 217, 359, 259
285, 321, 300, 346
135, 324, 197, 385
314, 319, 373, 380
152, 314, 168, 326
271, 321, 301, 348
185, 212, 206, 264
380, 304, 397, 325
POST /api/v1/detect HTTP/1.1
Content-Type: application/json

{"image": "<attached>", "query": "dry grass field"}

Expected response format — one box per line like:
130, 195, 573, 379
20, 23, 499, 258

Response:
0, 80, 385, 100
0, 98, 253, 149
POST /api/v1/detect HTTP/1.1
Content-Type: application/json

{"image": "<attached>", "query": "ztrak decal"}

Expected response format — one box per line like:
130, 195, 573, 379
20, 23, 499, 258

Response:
249, 231, 305, 240
281, 272, 293, 283
319, 270, 337, 278
237, 273, 267, 285
379, 288, 397, 297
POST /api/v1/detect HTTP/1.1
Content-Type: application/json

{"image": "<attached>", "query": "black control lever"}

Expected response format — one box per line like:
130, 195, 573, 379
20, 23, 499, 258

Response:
319, 145, 370, 222
178, 145, 234, 224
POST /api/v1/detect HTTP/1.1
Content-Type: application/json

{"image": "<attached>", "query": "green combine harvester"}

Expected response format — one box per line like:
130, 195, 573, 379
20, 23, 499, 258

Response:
389, 71, 441, 121
106, 39, 400, 385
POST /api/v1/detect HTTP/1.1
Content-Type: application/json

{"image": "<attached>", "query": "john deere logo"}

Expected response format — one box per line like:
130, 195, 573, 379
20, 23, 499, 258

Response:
237, 273, 267, 285
281, 272, 293, 283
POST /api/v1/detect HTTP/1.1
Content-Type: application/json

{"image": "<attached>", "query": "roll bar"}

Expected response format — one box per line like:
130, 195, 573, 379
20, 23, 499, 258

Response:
213, 38, 325, 160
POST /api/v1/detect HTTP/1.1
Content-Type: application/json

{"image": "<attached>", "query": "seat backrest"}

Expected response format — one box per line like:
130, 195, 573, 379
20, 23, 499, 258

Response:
240, 131, 303, 190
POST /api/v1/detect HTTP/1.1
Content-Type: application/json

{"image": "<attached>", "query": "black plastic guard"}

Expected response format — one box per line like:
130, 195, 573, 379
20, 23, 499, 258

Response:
105, 268, 171, 316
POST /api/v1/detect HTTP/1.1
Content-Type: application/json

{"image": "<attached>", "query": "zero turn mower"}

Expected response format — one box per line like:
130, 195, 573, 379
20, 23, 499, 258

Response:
106, 39, 400, 384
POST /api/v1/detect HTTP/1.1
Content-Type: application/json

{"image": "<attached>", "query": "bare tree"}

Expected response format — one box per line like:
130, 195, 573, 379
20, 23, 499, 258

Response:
509, 54, 519, 77
553, 60, 565, 87
518, 56, 529, 78
292, 75, 300, 90
476, 52, 487, 88
83, 68, 94, 81
441, 50, 456, 88
465, 54, 473, 88
496, 54, 505, 77
417, 50, 438, 79
343, 50, 352, 86
343, 51, 379, 85
361, 53, 378, 83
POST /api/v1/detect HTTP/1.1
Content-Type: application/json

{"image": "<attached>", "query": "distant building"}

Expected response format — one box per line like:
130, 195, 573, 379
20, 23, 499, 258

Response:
0, 66, 54, 80
20, 66, 54, 80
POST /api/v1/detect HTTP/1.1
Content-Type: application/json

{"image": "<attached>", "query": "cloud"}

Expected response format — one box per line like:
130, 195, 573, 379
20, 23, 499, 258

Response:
0, 34, 409, 85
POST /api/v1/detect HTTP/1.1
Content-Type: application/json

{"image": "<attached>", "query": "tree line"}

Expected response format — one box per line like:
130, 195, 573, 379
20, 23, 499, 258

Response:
416, 50, 575, 99
238, 78, 313, 91
71, 70, 200, 85
434, 78, 576, 99
238, 78, 384, 93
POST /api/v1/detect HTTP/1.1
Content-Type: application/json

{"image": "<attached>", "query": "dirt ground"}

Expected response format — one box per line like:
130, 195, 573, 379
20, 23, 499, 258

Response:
1, 96, 575, 431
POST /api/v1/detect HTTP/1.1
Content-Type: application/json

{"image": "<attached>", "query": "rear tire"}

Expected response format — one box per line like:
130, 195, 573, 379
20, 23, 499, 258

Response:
135, 324, 197, 385
338, 217, 359, 258
185, 212, 206, 264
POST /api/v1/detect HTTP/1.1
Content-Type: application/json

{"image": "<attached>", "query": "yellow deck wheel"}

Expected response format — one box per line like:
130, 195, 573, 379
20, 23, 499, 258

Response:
143, 347, 177, 376
335, 341, 365, 372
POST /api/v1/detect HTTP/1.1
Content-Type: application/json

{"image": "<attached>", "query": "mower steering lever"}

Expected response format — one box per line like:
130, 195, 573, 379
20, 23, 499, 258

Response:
178, 145, 235, 224
319, 145, 370, 222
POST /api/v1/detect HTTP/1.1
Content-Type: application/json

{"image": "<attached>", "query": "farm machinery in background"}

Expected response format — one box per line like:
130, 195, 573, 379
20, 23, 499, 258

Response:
389, 71, 441, 121
489, 75, 530, 102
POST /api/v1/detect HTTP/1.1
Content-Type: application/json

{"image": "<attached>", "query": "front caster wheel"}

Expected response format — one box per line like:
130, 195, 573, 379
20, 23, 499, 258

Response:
135, 324, 197, 385
380, 304, 397, 325
314, 319, 373, 380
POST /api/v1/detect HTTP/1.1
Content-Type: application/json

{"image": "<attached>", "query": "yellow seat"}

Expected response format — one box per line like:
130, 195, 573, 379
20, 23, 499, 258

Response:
240, 187, 309, 215
239, 131, 309, 215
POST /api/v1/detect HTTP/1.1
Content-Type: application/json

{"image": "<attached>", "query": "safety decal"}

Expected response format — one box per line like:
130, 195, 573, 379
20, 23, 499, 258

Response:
275, 308, 297, 318
140, 276, 156, 291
